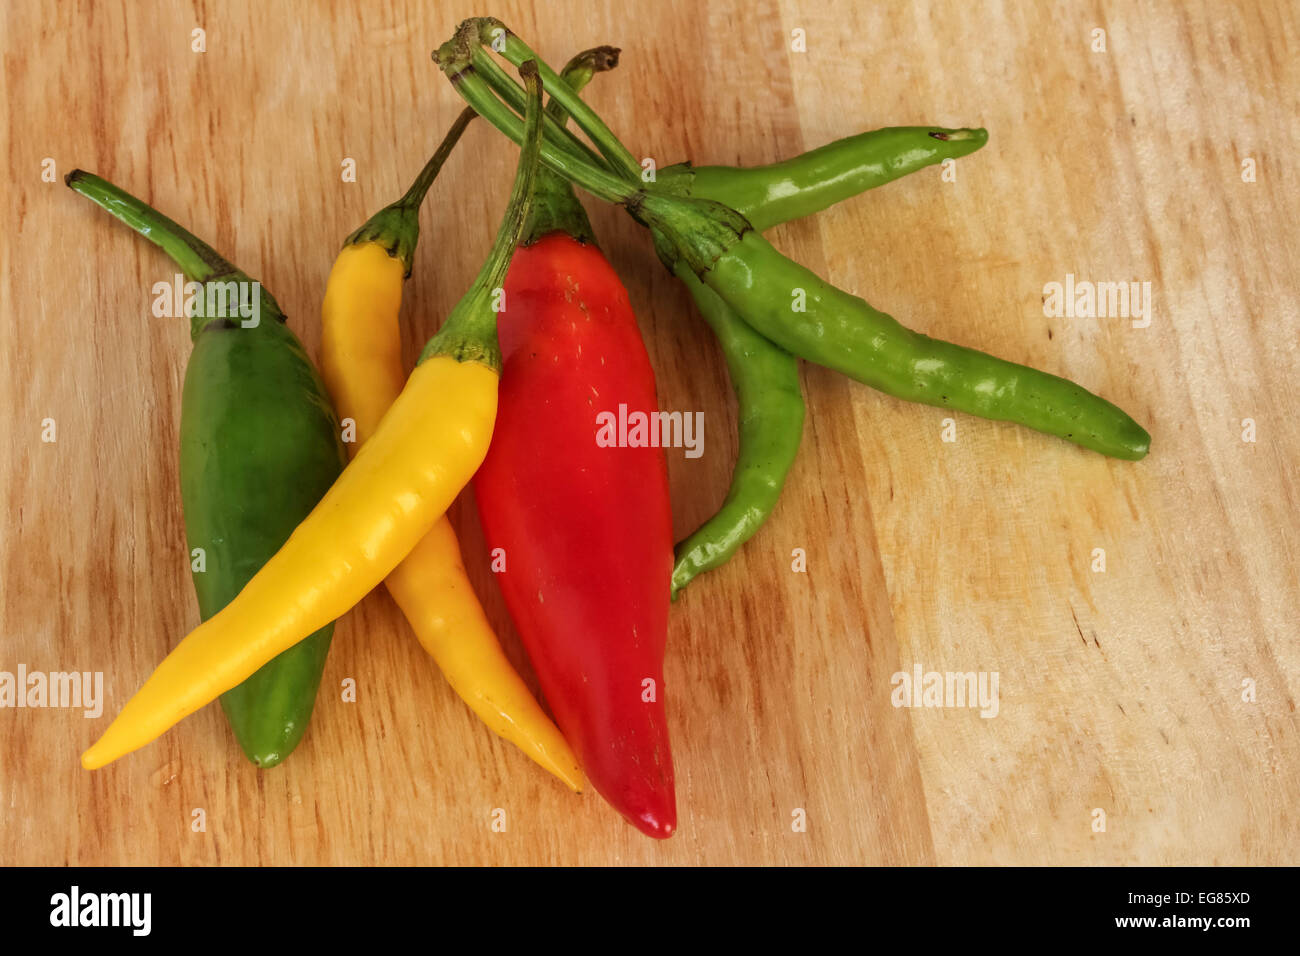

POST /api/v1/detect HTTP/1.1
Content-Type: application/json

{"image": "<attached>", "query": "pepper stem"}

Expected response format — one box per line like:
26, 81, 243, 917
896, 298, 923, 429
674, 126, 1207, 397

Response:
65, 170, 281, 339
433, 22, 729, 276
546, 47, 620, 126
463, 40, 610, 173
399, 108, 476, 209
438, 19, 641, 183
66, 170, 239, 285
418, 60, 547, 370
471, 19, 642, 180
435, 47, 636, 206
343, 107, 475, 276
525, 46, 622, 245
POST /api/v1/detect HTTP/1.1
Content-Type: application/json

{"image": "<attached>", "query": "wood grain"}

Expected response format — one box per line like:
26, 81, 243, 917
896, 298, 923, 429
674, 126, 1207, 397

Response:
1, 0, 1296, 865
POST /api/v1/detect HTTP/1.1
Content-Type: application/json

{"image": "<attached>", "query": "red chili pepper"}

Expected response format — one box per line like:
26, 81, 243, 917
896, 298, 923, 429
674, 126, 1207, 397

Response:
473, 53, 676, 838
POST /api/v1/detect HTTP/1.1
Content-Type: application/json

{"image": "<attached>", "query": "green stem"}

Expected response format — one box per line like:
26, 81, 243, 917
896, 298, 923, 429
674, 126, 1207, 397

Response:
344, 107, 476, 275
545, 46, 620, 126
418, 60, 548, 369
65, 170, 282, 339
464, 39, 609, 173
465, 18, 642, 180
472, 65, 547, 294
66, 170, 240, 286
434, 22, 750, 281
441, 64, 636, 206
398, 107, 476, 209
526, 46, 621, 245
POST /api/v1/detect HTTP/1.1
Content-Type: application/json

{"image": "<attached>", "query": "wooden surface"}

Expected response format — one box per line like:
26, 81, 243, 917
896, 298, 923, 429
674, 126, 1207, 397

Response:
2, 0, 1297, 866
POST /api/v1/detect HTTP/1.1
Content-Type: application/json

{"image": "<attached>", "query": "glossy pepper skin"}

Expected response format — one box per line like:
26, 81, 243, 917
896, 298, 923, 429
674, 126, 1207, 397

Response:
475, 234, 676, 838
66, 170, 344, 768
181, 318, 344, 767
440, 28, 1068, 598
651, 195, 1150, 459
79, 62, 550, 770
666, 124, 985, 593
669, 263, 804, 598
470, 47, 676, 837
656, 126, 988, 231
318, 114, 582, 790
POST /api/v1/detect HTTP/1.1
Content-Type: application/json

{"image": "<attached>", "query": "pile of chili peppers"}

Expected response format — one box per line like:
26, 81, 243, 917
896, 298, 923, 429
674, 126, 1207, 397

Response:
68, 20, 1150, 839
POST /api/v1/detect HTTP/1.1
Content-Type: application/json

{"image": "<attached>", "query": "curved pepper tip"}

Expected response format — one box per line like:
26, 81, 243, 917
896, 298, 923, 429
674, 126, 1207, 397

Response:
1133, 425, 1152, 459
630, 811, 676, 839
81, 723, 137, 770
619, 795, 677, 838
546, 755, 585, 793
1117, 421, 1151, 460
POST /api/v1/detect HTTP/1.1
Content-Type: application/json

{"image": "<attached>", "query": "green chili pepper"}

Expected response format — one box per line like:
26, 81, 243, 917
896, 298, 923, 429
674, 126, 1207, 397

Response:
668, 264, 804, 598
650, 194, 1150, 459
656, 126, 988, 230
67, 171, 346, 767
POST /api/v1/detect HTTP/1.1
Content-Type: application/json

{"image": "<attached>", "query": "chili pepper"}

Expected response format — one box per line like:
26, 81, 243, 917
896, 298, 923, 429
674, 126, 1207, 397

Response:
656, 126, 988, 231
668, 265, 805, 597
79, 61, 550, 770
318, 107, 582, 790
471, 48, 676, 836
459, 40, 808, 602
655, 201, 1151, 459
65, 170, 345, 768
434, 20, 1151, 461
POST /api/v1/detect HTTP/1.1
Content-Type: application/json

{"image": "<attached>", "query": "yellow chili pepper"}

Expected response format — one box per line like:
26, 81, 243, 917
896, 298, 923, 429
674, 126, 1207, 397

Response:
318, 112, 581, 791
82, 62, 551, 771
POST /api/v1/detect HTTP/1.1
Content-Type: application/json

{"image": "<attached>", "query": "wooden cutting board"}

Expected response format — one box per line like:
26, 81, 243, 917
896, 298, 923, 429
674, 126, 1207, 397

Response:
2, 0, 1296, 865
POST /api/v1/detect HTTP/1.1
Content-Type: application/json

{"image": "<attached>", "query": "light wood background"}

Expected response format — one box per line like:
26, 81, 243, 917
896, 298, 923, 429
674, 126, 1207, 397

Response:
1, 0, 1296, 865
